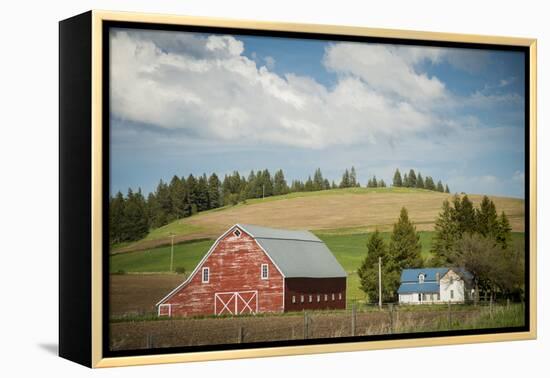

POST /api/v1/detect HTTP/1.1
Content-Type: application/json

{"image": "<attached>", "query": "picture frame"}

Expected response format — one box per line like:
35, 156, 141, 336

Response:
59, 10, 537, 368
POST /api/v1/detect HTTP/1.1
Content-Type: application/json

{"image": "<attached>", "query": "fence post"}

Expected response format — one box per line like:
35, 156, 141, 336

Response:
146, 333, 154, 349
389, 304, 394, 334
447, 301, 452, 329
507, 298, 510, 310
238, 326, 244, 343
303, 311, 309, 340
351, 303, 356, 337
490, 296, 494, 319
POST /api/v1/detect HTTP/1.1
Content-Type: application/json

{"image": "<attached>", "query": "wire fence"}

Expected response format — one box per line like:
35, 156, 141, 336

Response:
109, 300, 524, 351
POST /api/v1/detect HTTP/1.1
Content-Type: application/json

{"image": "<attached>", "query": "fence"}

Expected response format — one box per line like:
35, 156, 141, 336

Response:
109, 300, 524, 351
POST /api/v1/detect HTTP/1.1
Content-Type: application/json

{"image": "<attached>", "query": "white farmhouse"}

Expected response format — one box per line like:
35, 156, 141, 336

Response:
398, 268, 473, 304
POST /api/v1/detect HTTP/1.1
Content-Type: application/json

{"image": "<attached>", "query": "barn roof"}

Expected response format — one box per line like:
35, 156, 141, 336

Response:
238, 224, 346, 278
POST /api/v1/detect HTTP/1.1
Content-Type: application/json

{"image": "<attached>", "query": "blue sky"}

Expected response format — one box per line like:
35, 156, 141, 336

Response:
109, 28, 526, 198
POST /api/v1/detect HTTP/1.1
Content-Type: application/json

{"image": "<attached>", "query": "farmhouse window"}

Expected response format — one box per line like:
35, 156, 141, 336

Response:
324, 294, 328, 301
309, 295, 313, 303
300, 295, 304, 303
292, 296, 296, 303
261, 264, 269, 279
233, 229, 241, 237
202, 267, 209, 283
437, 293, 440, 301
419, 274, 425, 284
418, 293, 422, 302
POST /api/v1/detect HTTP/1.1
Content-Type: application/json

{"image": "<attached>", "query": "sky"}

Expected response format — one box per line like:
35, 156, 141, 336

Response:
109, 28, 526, 198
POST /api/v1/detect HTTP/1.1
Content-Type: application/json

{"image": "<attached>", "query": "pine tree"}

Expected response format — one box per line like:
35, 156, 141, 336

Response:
388, 207, 423, 270
273, 169, 289, 196
340, 169, 350, 188
436, 180, 444, 192
393, 169, 403, 187
196, 174, 210, 211
445, 184, 450, 193
416, 173, 425, 189
379, 179, 386, 188
331, 180, 338, 189
425, 176, 436, 191
208, 173, 222, 209
372, 175, 378, 187
403, 173, 409, 187
431, 200, 460, 266
312, 168, 324, 191
476, 196, 498, 237
357, 230, 395, 302
169, 175, 187, 219
350, 166, 358, 187
109, 191, 126, 245
495, 211, 512, 249
453, 194, 476, 234
305, 176, 314, 191
323, 178, 331, 190
408, 169, 417, 188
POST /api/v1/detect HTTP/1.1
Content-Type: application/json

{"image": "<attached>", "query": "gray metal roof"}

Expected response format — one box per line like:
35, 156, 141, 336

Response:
238, 224, 346, 278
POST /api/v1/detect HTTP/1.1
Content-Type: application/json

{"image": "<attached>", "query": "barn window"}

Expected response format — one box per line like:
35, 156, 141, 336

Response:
292, 296, 296, 304
317, 294, 320, 302
202, 267, 209, 283
338, 293, 342, 300
300, 295, 304, 303
261, 264, 269, 279
233, 229, 241, 237
332, 293, 335, 301
309, 295, 313, 303
324, 294, 328, 301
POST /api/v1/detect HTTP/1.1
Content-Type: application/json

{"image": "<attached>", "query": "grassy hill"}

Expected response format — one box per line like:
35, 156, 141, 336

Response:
112, 187, 525, 254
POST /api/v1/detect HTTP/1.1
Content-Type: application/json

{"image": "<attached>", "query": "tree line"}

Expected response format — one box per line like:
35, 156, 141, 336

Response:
110, 167, 357, 245
392, 168, 450, 193
357, 195, 522, 303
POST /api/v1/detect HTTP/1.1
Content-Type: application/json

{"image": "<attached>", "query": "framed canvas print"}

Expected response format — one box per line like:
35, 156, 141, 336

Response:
59, 10, 537, 368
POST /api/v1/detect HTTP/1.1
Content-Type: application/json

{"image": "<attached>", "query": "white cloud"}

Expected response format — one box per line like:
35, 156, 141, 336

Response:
513, 170, 525, 183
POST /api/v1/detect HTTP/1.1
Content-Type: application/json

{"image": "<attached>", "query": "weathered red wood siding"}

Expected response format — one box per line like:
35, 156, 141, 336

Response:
284, 277, 346, 312
162, 228, 284, 316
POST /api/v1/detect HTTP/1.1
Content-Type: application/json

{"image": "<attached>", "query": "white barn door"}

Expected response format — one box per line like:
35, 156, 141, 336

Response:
214, 291, 258, 315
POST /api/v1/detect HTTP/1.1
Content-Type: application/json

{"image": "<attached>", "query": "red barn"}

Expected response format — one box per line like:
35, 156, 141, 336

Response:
156, 224, 347, 317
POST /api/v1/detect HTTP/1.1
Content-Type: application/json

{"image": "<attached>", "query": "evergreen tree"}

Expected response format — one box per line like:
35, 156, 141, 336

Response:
393, 169, 403, 187
379, 179, 386, 188
436, 180, 444, 192
196, 174, 210, 211
273, 169, 289, 196
331, 180, 338, 189
445, 184, 450, 193
388, 207, 423, 270
109, 192, 125, 245
431, 200, 460, 266
372, 175, 378, 188
305, 176, 314, 191
323, 178, 331, 190
495, 211, 512, 249
340, 169, 350, 188
208, 173, 222, 209
476, 196, 498, 237
169, 175, 187, 219
261, 169, 273, 197
403, 173, 409, 187
424, 176, 436, 191
350, 166, 358, 187
313, 168, 324, 191
416, 173, 425, 189
357, 230, 395, 302
122, 188, 149, 241
408, 169, 417, 188
186, 175, 198, 213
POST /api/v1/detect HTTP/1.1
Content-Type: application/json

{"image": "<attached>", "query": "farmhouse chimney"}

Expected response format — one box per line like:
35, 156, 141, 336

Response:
436, 272, 440, 283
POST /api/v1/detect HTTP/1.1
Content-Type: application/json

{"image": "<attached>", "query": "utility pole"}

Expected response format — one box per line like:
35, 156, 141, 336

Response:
170, 233, 175, 273
378, 256, 382, 309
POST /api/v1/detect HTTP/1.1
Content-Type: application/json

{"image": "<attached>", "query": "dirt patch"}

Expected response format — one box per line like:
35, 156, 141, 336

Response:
109, 274, 184, 317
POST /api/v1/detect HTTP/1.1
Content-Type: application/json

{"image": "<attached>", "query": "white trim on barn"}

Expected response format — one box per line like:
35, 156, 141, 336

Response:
158, 303, 172, 317
214, 290, 258, 315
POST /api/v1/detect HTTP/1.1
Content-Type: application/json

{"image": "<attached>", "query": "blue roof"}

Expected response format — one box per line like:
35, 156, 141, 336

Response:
400, 268, 449, 283
398, 282, 440, 294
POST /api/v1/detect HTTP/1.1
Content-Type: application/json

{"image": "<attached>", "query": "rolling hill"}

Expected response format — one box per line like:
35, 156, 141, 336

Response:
112, 187, 525, 254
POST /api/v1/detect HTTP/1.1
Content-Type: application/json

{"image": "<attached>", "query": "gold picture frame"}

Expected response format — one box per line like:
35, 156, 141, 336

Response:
59, 9, 537, 368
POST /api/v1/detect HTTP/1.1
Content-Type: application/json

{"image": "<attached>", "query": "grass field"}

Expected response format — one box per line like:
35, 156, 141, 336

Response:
112, 187, 525, 253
